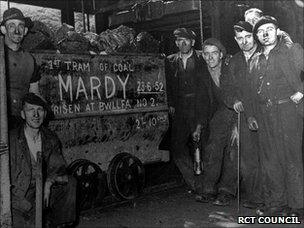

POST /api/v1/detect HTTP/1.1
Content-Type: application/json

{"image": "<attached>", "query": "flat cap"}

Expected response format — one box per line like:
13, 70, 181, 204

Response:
234, 21, 253, 33
173, 28, 196, 40
244, 8, 263, 17
253, 15, 278, 34
22, 93, 47, 110
1, 7, 32, 27
202, 38, 227, 57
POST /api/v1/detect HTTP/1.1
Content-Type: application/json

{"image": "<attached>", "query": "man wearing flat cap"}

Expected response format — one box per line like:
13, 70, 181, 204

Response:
165, 28, 210, 196
195, 38, 237, 206
9, 93, 77, 227
248, 15, 304, 216
0, 7, 41, 129
221, 21, 264, 209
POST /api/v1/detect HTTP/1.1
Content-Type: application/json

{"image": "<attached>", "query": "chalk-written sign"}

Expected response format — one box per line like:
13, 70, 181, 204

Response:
33, 52, 167, 118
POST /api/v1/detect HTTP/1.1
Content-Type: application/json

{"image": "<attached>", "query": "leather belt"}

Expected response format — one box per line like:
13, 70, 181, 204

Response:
260, 98, 291, 107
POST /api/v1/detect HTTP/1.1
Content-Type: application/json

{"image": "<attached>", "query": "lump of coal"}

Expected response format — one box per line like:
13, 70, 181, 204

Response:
22, 20, 55, 51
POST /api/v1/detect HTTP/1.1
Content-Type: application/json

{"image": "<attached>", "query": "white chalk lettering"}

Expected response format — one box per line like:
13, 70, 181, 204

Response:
59, 74, 73, 101
83, 62, 90, 72
65, 61, 90, 72
85, 102, 95, 112
52, 103, 81, 115
98, 99, 131, 111
99, 62, 109, 71
65, 61, 72, 70
117, 74, 129, 99
90, 76, 101, 100
105, 76, 116, 99
76, 77, 88, 100
113, 63, 134, 72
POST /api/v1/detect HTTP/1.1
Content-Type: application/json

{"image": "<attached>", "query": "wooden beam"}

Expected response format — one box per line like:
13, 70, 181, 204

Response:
61, 0, 75, 26
0, 36, 12, 228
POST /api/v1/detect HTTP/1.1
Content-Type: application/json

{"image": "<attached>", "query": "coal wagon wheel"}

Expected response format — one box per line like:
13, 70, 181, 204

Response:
107, 153, 145, 200
68, 159, 107, 210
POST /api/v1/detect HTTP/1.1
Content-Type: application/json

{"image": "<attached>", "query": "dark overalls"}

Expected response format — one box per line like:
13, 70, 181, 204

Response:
250, 41, 304, 210
222, 51, 263, 204
166, 51, 209, 193
201, 61, 237, 195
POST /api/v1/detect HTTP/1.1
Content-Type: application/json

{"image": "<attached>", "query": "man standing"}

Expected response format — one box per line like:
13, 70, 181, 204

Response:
9, 93, 77, 227
166, 28, 210, 196
249, 16, 304, 216
222, 21, 264, 209
0, 8, 40, 128
196, 38, 237, 206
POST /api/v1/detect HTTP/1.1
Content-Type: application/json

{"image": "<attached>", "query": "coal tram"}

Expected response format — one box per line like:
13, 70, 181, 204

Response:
33, 51, 169, 209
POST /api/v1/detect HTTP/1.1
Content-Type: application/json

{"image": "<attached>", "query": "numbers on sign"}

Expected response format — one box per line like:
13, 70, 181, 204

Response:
150, 98, 155, 107
158, 82, 164, 92
146, 82, 152, 92
135, 116, 160, 130
135, 119, 141, 129
149, 117, 157, 127
137, 81, 145, 92
154, 81, 164, 92
137, 80, 165, 93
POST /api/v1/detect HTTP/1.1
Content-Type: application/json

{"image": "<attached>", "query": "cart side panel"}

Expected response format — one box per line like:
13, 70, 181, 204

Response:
33, 52, 169, 169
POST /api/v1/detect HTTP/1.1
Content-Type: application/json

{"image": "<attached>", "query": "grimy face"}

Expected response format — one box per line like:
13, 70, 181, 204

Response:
245, 12, 261, 26
2, 19, 28, 44
21, 102, 46, 129
234, 30, 256, 52
202, 45, 223, 69
256, 23, 278, 46
175, 37, 195, 54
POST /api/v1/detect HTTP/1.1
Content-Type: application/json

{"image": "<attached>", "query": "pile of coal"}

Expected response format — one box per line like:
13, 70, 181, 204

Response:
134, 32, 160, 53
54, 23, 90, 53
98, 25, 136, 53
22, 20, 55, 51
21, 21, 160, 54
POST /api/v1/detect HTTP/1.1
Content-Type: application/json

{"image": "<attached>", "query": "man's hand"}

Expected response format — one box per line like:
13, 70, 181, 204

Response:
169, 106, 175, 115
233, 100, 244, 113
290, 92, 303, 104
248, 117, 258, 131
230, 124, 239, 146
43, 175, 68, 207
192, 124, 202, 142
44, 180, 52, 207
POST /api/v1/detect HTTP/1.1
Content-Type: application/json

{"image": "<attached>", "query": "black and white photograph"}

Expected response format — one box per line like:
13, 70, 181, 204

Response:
0, 0, 303, 227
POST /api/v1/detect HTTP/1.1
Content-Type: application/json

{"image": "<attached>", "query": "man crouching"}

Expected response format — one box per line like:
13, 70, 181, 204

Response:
9, 93, 77, 227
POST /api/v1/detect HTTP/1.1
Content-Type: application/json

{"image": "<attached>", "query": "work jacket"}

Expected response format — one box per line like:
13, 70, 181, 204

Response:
9, 125, 67, 213
165, 50, 210, 131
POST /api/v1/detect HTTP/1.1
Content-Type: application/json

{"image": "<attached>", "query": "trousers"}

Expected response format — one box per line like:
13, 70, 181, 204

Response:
12, 176, 77, 228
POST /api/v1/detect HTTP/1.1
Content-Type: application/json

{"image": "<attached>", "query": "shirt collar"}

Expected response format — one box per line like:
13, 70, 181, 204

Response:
177, 49, 194, 60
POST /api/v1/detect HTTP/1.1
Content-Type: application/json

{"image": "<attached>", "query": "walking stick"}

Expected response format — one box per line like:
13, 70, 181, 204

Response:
237, 112, 241, 212
36, 152, 43, 228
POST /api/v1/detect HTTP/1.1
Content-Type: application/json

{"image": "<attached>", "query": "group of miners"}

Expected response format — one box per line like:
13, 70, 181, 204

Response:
0, 5, 303, 228
166, 7, 304, 218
